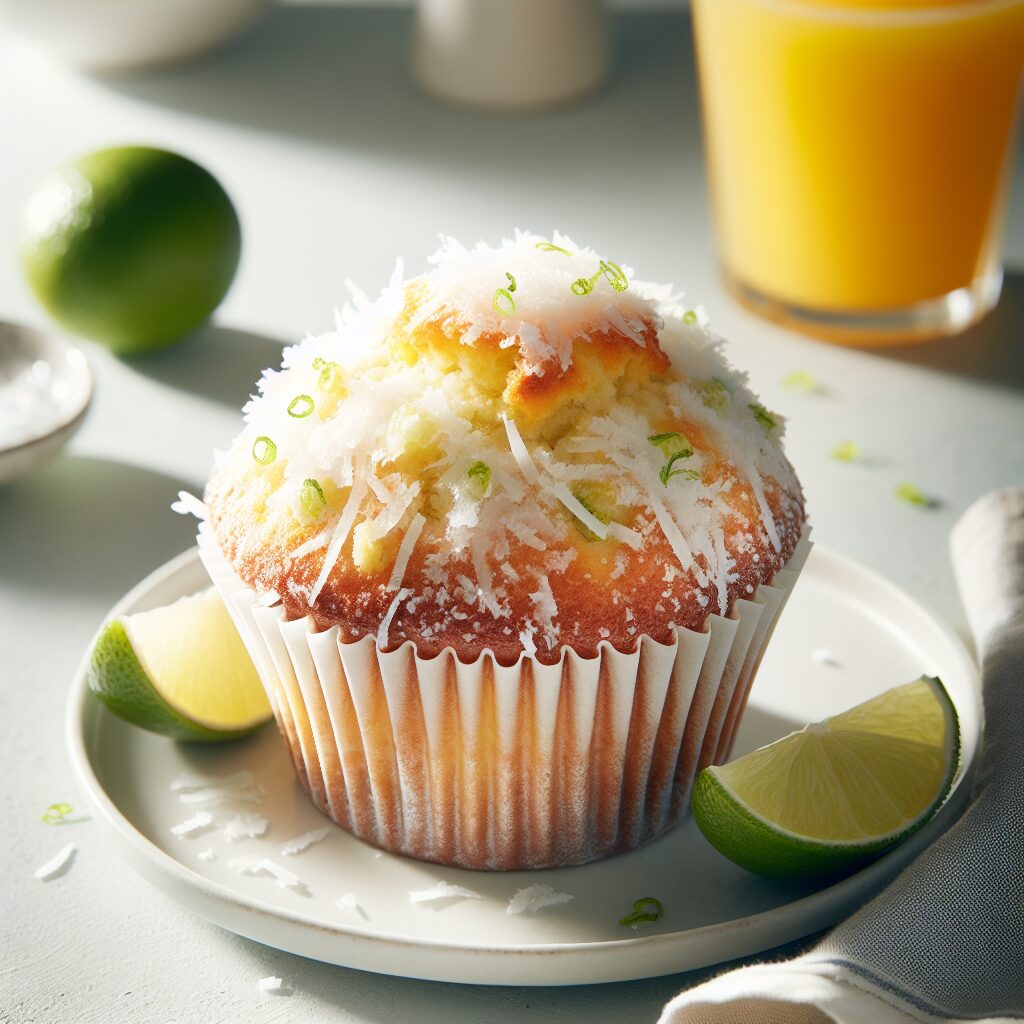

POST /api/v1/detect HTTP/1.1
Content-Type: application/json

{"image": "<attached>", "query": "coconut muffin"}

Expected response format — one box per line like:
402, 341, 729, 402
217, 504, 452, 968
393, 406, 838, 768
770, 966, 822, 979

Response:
199, 231, 808, 869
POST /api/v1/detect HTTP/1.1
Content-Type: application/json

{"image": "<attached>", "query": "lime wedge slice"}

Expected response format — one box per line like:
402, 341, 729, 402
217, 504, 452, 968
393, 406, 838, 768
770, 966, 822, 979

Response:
87, 590, 272, 742
691, 676, 960, 880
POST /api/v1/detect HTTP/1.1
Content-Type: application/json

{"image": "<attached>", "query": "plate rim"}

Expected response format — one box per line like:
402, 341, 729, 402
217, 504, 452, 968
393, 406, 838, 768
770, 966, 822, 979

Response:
66, 544, 981, 985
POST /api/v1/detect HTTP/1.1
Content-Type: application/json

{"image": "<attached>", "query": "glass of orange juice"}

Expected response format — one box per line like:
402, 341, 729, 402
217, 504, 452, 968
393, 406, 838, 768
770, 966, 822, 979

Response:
692, 0, 1024, 344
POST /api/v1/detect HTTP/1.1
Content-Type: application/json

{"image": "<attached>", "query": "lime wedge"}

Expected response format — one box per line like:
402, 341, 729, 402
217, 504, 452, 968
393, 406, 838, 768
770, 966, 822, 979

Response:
87, 591, 271, 742
691, 676, 959, 880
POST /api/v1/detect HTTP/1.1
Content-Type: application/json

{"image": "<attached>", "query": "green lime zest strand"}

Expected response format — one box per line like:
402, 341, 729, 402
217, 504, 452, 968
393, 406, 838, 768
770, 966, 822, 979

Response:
288, 394, 315, 419
493, 288, 517, 316
535, 240, 572, 255
749, 402, 776, 433
312, 356, 340, 387
895, 482, 938, 508
649, 433, 697, 486
572, 260, 629, 298
505, 271, 517, 293
572, 489, 610, 542
300, 478, 326, 520
619, 896, 665, 927
466, 460, 492, 499
783, 369, 818, 392
830, 439, 861, 463
682, 310, 698, 326
600, 260, 629, 293
696, 378, 729, 412
41, 803, 73, 825
252, 436, 277, 465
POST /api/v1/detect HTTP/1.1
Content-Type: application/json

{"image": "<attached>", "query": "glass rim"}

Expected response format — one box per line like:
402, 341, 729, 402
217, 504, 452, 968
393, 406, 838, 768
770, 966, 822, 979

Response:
705, 0, 1021, 26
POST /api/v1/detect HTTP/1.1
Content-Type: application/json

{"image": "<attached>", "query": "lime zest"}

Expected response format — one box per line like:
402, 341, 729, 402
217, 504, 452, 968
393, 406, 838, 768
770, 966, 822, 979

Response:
830, 439, 861, 463
252, 436, 277, 465
696, 378, 729, 412
535, 240, 572, 255
619, 897, 664, 927
493, 288, 516, 317
572, 259, 629, 298
648, 432, 697, 486
749, 402, 777, 434
300, 478, 326, 520
571, 489, 610, 542
896, 481, 938, 509
466, 460, 492, 499
682, 310, 698, 326
41, 803, 73, 825
783, 369, 818, 392
505, 271, 517, 293
600, 260, 629, 293
312, 356, 340, 387
287, 394, 315, 419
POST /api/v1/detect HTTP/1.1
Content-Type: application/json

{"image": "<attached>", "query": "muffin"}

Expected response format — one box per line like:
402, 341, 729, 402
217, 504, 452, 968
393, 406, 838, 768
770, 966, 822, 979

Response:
197, 231, 809, 870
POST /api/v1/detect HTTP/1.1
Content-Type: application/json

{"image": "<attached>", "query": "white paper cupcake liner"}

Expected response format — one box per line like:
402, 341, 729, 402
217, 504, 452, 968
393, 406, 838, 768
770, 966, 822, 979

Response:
198, 523, 811, 870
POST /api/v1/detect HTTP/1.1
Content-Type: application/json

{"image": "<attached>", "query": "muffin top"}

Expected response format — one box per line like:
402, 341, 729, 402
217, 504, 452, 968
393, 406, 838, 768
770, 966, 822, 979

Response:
204, 232, 805, 665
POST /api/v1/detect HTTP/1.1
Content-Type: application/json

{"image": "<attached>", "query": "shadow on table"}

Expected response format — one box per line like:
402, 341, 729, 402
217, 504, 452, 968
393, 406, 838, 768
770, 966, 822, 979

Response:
88, 8, 699, 179
124, 323, 286, 409
210, 923, 819, 1024
855, 269, 1024, 394
0, 455, 196, 600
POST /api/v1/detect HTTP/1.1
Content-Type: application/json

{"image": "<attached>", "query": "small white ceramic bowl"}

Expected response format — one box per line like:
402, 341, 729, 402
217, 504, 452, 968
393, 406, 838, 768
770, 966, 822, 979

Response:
0, 0, 270, 73
0, 321, 92, 485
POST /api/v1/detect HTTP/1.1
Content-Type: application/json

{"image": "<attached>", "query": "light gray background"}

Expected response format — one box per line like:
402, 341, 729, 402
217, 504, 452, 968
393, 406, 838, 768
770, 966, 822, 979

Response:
2, 6, 1022, 1023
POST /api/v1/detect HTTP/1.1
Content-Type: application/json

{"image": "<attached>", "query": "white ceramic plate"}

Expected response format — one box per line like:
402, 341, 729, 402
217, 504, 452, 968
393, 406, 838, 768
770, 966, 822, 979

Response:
67, 545, 979, 986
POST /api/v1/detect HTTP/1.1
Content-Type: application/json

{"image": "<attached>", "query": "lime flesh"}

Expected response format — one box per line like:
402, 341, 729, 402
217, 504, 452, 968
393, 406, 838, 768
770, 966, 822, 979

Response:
691, 676, 960, 880
20, 146, 240, 356
87, 590, 271, 742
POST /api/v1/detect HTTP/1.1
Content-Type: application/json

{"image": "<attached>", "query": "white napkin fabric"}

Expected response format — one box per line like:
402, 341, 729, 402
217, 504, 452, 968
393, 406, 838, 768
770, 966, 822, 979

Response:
660, 489, 1024, 1024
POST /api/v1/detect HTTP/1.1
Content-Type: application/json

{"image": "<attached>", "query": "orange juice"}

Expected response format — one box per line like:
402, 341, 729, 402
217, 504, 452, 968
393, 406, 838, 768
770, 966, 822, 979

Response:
692, 0, 1024, 342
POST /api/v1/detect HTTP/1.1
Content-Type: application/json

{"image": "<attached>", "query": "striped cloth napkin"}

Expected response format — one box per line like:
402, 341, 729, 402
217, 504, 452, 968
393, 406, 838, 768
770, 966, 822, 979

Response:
659, 488, 1024, 1024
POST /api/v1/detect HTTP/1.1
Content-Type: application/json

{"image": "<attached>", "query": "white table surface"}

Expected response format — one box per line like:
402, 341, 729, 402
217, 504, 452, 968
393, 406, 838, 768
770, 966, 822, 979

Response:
2, 6, 1022, 1023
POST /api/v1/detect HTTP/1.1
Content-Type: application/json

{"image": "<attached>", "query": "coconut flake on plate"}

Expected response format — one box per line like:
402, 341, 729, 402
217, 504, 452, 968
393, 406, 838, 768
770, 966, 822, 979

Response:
507, 884, 574, 915
408, 881, 483, 905
281, 827, 330, 856
170, 811, 215, 838
222, 813, 270, 842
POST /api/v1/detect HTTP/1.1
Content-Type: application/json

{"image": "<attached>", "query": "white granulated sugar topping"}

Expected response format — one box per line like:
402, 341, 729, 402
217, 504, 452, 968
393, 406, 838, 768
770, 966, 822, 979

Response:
170, 811, 215, 838
222, 813, 270, 842
34, 842, 76, 881
507, 884, 574, 915
409, 881, 483, 904
281, 827, 330, 856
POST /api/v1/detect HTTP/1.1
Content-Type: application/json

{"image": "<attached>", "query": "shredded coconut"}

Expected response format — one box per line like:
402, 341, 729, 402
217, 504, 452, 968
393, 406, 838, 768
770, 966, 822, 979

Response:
222, 813, 270, 842
507, 884, 574, 915
409, 881, 483, 904
170, 811, 215, 838
34, 842, 75, 881
281, 828, 331, 856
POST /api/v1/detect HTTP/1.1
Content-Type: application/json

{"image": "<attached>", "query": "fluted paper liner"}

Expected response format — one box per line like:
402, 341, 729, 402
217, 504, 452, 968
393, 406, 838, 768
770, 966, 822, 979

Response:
199, 524, 811, 870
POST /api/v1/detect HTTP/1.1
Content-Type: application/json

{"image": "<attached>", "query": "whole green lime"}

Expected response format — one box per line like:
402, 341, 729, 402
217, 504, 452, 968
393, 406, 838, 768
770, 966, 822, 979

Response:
20, 146, 241, 356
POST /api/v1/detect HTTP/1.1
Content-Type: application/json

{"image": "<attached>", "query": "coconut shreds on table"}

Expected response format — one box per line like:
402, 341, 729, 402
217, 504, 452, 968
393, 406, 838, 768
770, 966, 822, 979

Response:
170, 811, 215, 838
281, 827, 331, 856
222, 813, 270, 842
507, 884, 575, 915
257, 976, 293, 995
34, 842, 76, 881
197, 849, 217, 862
408, 881, 483, 904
